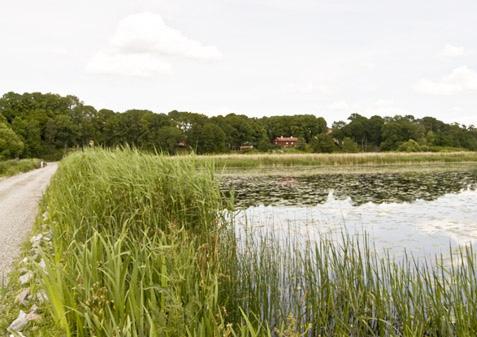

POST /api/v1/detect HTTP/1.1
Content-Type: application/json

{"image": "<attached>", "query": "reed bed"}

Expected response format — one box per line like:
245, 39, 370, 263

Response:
26, 149, 477, 336
187, 152, 477, 169
0, 158, 41, 177
227, 232, 477, 336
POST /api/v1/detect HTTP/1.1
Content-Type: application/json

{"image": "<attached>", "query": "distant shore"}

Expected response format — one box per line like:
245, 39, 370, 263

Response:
189, 151, 477, 169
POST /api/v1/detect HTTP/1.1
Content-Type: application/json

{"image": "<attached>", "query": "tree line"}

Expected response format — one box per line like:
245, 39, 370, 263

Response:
0, 91, 476, 160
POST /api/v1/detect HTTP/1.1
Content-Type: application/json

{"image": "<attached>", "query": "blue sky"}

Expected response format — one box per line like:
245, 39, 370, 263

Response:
1, 0, 476, 125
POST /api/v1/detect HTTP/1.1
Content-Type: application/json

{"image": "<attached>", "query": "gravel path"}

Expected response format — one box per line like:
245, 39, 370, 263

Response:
0, 164, 57, 279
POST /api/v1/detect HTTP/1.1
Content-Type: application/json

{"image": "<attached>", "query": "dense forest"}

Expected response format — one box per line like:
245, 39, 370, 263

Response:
0, 92, 476, 160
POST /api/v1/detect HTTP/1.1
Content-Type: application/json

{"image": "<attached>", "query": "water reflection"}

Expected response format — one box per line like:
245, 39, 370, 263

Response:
221, 169, 477, 258
221, 170, 477, 208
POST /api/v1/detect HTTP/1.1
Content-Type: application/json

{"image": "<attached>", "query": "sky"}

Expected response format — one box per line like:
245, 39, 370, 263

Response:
1, 0, 476, 125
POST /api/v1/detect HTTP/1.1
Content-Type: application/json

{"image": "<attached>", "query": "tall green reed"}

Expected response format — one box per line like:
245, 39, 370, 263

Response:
226, 230, 477, 336
41, 149, 231, 336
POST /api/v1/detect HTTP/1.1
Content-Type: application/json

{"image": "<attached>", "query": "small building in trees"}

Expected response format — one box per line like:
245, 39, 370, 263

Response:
239, 143, 254, 152
273, 136, 298, 148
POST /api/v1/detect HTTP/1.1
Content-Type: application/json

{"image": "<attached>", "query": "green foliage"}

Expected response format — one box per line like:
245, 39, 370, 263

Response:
381, 116, 424, 150
311, 134, 336, 153
155, 126, 184, 154
1, 91, 477, 157
0, 122, 24, 158
0, 158, 40, 177
260, 115, 327, 145
188, 123, 226, 154
398, 139, 422, 152
341, 137, 359, 153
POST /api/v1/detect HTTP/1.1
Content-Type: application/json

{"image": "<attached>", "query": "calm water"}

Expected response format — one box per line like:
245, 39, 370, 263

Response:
220, 168, 477, 258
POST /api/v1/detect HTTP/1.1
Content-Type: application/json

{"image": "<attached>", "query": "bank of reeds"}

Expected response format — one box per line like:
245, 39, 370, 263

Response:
227, 232, 477, 336
189, 152, 477, 169
0, 158, 41, 177
25, 149, 477, 336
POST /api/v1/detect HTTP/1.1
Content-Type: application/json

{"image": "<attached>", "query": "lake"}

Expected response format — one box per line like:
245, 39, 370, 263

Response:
220, 165, 477, 259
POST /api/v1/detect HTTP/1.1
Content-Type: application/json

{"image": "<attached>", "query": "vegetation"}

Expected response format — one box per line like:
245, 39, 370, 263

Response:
191, 151, 477, 169
3, 149, 476, 336
0, 159, 40, 178
1, 92, 477, 159
0, 121, 24, 159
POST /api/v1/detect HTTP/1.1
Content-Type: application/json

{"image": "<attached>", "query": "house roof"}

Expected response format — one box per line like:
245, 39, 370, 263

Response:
274, 136, 298, 141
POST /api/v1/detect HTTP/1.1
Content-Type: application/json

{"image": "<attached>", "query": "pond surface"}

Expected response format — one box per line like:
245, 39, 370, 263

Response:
220, 167, 477, 258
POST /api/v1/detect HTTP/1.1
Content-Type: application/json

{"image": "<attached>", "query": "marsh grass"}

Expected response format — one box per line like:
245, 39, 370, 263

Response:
190, 152, 477, 169
27, 149, 477, 336
0, 158, 41, 177
226, 230, 477, 336
40, 149, 234, 337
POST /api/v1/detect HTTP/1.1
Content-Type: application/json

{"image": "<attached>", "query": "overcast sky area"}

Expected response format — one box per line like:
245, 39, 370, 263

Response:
1, 0, 476, 124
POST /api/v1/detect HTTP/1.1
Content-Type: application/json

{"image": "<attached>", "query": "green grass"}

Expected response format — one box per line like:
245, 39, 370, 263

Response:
227, 232, 477, 336
188, 152, 477, 169
0, 159, 41, 177
4, 148, 477, 336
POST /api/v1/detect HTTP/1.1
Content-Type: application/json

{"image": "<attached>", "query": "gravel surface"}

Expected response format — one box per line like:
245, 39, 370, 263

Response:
0, 163, 57, 280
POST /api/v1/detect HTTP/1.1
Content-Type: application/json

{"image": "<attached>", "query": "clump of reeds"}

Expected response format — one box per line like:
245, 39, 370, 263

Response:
225, 230, 477, 336
40, 149, 234, 336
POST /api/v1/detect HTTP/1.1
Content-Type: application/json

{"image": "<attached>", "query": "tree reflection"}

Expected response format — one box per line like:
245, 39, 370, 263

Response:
221, 170, 477, 207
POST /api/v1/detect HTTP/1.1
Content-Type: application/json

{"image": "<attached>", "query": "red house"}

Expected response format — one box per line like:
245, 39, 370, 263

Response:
273, 136, 298, 148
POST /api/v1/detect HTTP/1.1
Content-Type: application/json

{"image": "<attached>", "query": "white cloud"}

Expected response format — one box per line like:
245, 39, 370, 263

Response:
86, 12, 222, 77
414, 66, 477, 95
111, 12, 222, 61
86, 52, 172, 77
439, 44, 465, 58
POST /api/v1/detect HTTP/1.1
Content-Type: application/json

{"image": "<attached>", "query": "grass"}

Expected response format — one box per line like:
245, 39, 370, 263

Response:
3, 148, 477, 336
0, 158, 41, 177
188, 152, 477, 169
228, 232, 477, 336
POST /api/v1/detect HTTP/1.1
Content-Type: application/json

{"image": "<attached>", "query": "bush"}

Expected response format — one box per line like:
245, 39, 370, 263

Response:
398, 139, 422, 152
0, 158, 40, 177
341, 137, 360, 153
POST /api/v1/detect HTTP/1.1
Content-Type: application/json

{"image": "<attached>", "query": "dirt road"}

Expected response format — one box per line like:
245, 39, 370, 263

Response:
0, 164, 57, 279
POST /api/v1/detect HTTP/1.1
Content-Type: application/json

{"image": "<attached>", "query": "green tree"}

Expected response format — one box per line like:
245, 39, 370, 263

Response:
0, 122, 24, 158
156, 126, 184, 154
311, 134, 336, 153
381, 116, 424, 151
188, 123, 226, 154
341, 137, 359, 153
